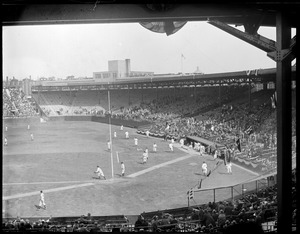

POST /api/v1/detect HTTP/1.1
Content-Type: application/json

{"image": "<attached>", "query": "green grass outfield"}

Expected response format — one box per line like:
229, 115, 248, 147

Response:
2, 120, 258, 218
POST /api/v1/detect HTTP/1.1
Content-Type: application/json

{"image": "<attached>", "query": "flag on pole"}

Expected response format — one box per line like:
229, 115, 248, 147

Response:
236, 138, 241, 152
181, 53, 186, 59
116, 151, 119, 163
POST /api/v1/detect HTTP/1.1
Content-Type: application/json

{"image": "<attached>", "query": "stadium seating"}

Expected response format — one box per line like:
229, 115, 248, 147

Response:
3, 88, 39, 117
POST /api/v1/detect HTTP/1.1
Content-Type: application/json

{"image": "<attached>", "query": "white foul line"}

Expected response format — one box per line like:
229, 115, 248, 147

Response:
3, 154, 194, 200
3, 182, 94, 200
128, 154, 194, 178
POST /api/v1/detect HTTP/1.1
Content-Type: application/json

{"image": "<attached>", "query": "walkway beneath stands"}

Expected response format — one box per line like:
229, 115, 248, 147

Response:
186, 135, 224, 148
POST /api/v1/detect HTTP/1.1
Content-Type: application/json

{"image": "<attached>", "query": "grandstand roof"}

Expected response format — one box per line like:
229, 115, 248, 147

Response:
31, 66, 296, 91
2, 2, 299, 28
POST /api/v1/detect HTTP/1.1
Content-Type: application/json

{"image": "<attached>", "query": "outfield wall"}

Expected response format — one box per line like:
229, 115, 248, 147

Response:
3, 117, 40, 125
3, 116, 151, 129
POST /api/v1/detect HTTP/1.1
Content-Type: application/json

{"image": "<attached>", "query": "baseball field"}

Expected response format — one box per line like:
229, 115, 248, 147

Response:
2, 119, 258, 219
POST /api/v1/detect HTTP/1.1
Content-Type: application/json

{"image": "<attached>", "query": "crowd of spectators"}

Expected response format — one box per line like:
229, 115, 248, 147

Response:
3, 88, 39, 118
135, 89, 296, 173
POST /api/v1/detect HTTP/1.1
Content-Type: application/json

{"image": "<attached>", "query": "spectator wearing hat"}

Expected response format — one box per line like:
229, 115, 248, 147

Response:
203, 209, 216, 227
217, 209, 226, 228
212, 209, 219, 223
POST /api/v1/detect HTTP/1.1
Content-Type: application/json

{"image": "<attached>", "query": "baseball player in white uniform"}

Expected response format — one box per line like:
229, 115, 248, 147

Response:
95, 166, 106, 180
39, 191, 46, 209
153, 143, 157, 153
121, 162, 125, 176
202, 162, 208, 176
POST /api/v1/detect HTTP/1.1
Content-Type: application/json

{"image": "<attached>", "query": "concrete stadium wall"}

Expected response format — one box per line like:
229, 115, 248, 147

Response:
3, 117, 40, 125
34, 115, 151, 129
91, 116, 151, 129
65, 116, 92, 122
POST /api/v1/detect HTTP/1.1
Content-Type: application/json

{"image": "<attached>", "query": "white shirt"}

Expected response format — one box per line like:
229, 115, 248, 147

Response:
96, 167, 104, 176
153, 143, 157, 151
120, 125, 123, 130
40, 193, 45, 201
146, 131, 150, 137
125, 132, 129, 138
202, 163, 207, 170
134, 138, 138, 145
121, 164, 125, 172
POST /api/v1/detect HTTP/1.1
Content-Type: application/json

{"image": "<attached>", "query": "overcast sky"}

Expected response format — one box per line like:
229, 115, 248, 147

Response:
2, 22, 296, 80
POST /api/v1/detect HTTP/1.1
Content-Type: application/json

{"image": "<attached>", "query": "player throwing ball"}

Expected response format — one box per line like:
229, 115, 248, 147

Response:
94, 166, 106, 180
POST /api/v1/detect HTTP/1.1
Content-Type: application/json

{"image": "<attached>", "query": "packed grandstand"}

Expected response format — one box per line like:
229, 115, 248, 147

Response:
2, 81, 297, 232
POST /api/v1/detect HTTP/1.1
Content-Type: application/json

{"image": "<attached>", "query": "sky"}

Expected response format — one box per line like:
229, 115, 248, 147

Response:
2, 21, 296, 80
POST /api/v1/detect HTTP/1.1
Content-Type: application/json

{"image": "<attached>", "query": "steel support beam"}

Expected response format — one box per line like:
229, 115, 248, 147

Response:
276, 12, 292, 234
267, 35, 296, 62
208, 19, 277, 52
296, 25, 299, 234
2, 4, 259, 26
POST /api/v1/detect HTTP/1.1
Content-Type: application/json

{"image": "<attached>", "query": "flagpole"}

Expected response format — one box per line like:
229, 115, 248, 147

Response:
108, 89, 114, 179
181, 55, 183, 74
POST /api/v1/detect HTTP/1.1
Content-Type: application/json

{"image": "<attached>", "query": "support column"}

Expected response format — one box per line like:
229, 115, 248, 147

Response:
248, 79, 252, 112
296, 24, 299, 234
276, 12, 292, 234
219, 83, 221, 107
128, 86, 130, 106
